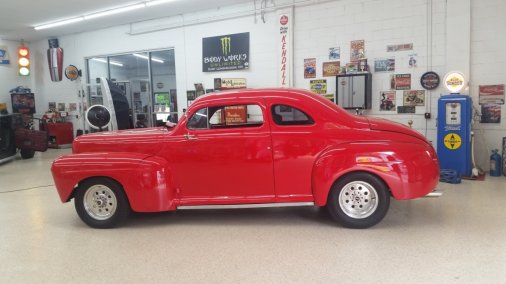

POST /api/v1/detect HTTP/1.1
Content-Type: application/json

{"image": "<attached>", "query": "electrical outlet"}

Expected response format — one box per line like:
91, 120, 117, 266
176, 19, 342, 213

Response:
424, 112, 431, 119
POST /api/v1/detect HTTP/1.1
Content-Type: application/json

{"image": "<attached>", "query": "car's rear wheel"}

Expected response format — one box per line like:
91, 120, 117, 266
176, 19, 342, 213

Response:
74, 177, 130, 229
327, 172, 390, 228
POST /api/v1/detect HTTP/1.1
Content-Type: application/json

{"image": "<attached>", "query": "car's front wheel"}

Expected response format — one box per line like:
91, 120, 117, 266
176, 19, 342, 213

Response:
327, 172, 390, 228
74, 177, 130, 229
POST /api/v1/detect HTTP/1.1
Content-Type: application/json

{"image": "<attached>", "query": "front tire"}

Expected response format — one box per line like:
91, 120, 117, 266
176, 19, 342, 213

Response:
327, 172, 390, 228
74, 177, 130, 229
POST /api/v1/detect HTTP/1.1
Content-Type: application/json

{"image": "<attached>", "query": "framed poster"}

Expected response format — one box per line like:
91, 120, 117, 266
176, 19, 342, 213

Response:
310, 79, 327, 94
329, 47, 340, 60
403, 90, 425, 106
322, 62, 340, 77
380, 91, 396, 111
304, 58, 316, 78
350, 40, 365, 61
479, 84, 504, 105
202, 32, 249, 72
481, 104, 501, 123
395, 74, 411, 90
374, 58, 395, 72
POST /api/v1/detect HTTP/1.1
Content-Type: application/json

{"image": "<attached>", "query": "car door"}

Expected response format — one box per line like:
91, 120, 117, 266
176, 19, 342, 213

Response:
173, 101, 275, 205
266, 98, 321, 202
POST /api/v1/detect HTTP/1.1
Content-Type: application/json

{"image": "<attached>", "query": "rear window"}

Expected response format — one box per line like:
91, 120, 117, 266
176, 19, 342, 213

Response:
271, 105, 314, 125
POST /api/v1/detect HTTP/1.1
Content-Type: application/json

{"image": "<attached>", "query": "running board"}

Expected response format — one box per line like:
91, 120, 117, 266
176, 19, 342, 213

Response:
177, 202, 315, 210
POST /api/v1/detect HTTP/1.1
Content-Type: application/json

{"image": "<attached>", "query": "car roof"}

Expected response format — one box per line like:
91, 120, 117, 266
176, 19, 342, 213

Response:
195, 88, 324, 103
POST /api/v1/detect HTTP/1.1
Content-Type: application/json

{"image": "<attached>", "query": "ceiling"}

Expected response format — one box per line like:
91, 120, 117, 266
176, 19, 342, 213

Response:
0, 0, 253, 42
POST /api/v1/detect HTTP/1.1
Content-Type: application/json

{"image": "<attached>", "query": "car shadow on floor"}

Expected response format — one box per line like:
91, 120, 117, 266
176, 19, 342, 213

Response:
126, 206, 338, 229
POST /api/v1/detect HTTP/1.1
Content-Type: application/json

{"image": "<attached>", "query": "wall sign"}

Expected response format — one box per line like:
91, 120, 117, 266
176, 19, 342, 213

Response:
220, 78, 247, 89
202, 32, 249, 72
279, 11, 293, 87
420, 71, 440, 90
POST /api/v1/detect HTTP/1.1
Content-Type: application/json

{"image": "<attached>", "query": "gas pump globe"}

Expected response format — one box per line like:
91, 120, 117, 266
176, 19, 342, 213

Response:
437, 72, 472, 176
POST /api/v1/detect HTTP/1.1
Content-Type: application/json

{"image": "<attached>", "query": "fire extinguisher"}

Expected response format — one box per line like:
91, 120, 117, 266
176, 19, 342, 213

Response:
490, 149, 502, 176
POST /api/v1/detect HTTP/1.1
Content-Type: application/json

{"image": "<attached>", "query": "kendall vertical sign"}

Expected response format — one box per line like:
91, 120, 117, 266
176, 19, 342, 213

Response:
202, 32, 249, 72
278, 10, 292, 87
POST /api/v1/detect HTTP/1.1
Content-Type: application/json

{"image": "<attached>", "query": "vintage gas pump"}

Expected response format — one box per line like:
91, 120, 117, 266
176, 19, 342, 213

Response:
437, 72, 472, 177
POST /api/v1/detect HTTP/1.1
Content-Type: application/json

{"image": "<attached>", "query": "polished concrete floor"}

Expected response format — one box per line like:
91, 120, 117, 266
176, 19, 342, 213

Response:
1, 148, 506, 283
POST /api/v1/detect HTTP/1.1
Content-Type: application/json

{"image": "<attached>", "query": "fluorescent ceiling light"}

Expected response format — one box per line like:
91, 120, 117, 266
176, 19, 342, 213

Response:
92, 58, 123, 67
146, 0, 178, 7
133, 53, 165, 63
34, 17, 84, 30
84, 3, 146, 20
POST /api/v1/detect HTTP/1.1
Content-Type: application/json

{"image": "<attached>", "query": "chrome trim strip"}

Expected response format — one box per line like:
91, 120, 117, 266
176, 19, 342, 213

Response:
177, 202, 315, 210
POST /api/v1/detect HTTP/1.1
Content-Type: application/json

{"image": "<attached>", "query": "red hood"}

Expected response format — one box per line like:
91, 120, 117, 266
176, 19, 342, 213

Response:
367, 117, 429, 143
73, 127, 169, 154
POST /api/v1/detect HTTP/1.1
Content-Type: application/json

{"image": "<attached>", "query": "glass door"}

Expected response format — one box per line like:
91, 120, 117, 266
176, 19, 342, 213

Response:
150, 50, 178, 124
109, 53, 152, 128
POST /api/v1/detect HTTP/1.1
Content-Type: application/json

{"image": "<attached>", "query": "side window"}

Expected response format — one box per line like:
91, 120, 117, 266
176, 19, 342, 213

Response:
187, 108, 208, 129
209, 104, 264, 128
271, 104, 314, 126
188, 104, 264, 130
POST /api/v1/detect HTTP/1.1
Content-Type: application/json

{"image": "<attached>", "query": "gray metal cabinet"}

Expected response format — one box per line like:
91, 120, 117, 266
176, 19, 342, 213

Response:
336, 73, 372, 109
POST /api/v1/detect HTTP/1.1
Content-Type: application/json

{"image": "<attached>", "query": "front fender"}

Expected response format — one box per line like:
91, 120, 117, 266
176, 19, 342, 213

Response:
312, 141, 439, 206
51, 152, 176, 212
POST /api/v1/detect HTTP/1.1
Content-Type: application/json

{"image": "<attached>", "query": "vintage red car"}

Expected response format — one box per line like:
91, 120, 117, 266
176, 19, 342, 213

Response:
52, 88, 439, 229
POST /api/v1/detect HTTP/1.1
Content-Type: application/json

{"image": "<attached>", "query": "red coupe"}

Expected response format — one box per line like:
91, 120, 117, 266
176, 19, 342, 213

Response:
52, 88, 439, 229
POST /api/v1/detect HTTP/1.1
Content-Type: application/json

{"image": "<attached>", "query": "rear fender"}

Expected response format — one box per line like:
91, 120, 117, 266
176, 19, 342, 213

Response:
312, 141, 439, 206
51, 152, 175, 212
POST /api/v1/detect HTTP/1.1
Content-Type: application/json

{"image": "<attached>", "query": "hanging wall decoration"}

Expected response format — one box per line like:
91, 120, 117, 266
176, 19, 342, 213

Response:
479, 84, 504, 105
304, 58, 316, 78
374, 58, 395, 72
403, 90, 425, 106
322, 62, 340, 77
329, 47, 340, 60
395, 74, 411, 90
47, 39, 64, 82
420, 71, 440, 90
350, 40, 365, 61
380, 91, 396, 111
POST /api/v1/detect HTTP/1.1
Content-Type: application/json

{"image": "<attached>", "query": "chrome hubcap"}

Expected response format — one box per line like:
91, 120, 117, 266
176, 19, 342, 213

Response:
338, 181, 378, 219
83, 185, 117, 220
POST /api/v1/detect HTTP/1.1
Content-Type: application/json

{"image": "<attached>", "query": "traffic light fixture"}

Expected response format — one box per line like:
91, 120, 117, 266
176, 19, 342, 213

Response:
18, 46, 30, 76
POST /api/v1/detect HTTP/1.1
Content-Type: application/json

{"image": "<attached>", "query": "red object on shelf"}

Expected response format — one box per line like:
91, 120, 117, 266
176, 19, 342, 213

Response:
45, 122, 73, 148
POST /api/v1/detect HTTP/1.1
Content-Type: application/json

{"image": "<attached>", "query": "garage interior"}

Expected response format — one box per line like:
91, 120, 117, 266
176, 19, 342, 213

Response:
1, 0, 506, 282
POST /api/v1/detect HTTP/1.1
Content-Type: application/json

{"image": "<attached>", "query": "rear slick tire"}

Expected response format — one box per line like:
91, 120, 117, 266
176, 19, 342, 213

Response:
327, 172, 390, 229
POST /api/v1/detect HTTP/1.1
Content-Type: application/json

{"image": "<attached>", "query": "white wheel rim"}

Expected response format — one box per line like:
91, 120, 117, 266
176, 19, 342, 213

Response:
83, 185, 118, 220
338, 181, 378, 219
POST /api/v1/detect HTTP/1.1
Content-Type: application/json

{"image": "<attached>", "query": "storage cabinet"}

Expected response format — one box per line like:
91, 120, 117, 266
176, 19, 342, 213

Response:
336, 73, 372, 109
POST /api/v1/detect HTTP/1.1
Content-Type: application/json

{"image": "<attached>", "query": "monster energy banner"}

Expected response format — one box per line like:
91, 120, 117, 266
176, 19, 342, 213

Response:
202, 32, 249, 72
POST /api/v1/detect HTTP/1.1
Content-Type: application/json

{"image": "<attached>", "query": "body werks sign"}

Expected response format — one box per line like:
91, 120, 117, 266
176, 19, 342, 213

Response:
202, 32, 249, 72
279, 12, 292, 87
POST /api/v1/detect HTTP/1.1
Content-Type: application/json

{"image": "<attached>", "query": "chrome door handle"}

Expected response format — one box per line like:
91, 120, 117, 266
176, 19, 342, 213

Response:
184, 134, 198, 141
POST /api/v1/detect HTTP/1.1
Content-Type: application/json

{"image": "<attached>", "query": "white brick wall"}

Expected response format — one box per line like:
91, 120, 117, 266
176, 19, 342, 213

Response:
22, 0, 506, 170
470, 0, 506, 170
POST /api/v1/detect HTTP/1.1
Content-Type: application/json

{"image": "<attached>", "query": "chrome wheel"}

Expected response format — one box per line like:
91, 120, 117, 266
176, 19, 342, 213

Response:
338, 181, 378, 219
83, 184, 118, 221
